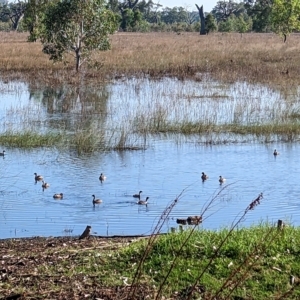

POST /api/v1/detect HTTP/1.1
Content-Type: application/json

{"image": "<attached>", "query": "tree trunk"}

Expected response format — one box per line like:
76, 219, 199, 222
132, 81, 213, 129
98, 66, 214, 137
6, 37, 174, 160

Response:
195, 4, 206, 35
75, 49, 80, 72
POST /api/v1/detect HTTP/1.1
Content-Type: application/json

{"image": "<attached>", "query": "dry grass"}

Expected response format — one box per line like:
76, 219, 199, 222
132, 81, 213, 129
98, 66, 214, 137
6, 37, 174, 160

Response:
0, 31, 299, 86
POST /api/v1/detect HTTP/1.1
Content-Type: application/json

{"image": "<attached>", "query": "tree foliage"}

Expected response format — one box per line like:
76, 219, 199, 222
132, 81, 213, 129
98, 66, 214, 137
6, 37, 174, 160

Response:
0, 0, 27, 30
271, 0, 300, 42
205, 13, 217, 33
244, 0, 273, 32
40, 0, 117, 72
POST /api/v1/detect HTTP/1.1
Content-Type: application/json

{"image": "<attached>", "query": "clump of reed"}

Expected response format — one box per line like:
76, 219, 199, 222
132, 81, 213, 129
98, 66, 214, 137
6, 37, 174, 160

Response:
0, 131, 63, 148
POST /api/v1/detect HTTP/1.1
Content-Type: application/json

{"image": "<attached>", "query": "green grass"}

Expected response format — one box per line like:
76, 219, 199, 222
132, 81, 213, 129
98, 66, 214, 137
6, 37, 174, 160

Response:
0, 131, 63, 148
2, 225, 300, 299
105, 225, 300, 299
1, 119, 300, 152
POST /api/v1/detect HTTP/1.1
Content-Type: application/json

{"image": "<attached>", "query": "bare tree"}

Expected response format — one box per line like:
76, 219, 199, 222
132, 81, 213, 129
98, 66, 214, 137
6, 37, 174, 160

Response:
195, 4, 206, 35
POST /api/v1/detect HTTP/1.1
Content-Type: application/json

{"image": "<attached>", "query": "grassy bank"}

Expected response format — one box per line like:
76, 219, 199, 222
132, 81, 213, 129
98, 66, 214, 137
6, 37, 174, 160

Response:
0, 32, 298, 87
1, 224, 300, 299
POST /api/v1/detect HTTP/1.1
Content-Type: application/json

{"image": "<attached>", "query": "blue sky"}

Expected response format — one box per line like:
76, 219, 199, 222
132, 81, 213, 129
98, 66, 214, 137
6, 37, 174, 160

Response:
157, 0, 218, 12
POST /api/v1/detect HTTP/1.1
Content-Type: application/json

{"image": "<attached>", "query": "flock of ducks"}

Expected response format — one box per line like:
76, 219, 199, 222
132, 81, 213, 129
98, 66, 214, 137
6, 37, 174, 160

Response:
34, 172, 150, 207
30, 148, 279, 206
34, 173, 62, 198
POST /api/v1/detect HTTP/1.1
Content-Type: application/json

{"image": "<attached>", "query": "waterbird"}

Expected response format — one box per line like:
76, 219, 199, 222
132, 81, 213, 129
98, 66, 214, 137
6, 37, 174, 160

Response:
219, 176, 226, 184
133, 190, 143, 199
201, 172, 208, 181
42, 181, 50, 188
273, 149, 279, 156
34, 173, 43, 181
0, 150, 5, 156
92, 194, 102, 206
137, 197, 149, 205
53, 193, 63, 199
99, 173, 106, 183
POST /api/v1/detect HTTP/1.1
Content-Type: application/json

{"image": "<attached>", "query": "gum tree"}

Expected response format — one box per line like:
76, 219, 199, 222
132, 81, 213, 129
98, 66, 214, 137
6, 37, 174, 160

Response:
271, 0, 300, 42
40, 0, 117, 72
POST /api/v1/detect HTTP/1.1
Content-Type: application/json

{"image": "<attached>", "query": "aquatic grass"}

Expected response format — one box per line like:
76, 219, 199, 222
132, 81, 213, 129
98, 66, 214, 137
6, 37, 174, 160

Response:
0, 131, 63, 148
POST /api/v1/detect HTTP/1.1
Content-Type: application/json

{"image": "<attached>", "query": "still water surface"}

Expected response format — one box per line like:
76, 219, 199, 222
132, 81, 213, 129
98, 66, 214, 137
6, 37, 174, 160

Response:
1, 142, 299, 239
0, 78, 300, 239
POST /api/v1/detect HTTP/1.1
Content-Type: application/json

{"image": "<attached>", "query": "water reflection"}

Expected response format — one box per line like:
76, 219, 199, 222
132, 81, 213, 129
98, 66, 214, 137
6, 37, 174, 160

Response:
1, 84, 110, 134
0, 78, 300, 239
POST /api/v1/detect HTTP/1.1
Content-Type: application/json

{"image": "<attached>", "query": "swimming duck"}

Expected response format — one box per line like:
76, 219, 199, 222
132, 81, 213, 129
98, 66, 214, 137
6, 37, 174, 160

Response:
53, 193, 63, 199
133, 190, 143, 199
34, 173, 43, 181
137, 197, 149, 205
273, 149, 279, 156
42, 181, 50, 188
92, 194, 102, 206
219, 176, 226, 184
0, 150, 5, 156
201, 172, 208, 181
99, 173, 106, 182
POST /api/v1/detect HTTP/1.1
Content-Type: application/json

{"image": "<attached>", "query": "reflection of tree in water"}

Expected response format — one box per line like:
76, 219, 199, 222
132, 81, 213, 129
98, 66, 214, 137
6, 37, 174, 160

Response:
28, 85, 109, 133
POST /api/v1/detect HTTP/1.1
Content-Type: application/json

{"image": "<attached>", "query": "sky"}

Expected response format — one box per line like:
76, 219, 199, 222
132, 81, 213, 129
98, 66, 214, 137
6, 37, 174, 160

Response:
156, 0, 218, 12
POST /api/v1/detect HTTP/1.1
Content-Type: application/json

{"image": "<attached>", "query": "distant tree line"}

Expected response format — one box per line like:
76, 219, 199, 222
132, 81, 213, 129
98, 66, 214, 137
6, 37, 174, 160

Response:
0, 0, 299, 40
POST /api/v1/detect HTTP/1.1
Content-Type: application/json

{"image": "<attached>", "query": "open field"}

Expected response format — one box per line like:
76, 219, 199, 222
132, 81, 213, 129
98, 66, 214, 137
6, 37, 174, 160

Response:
0, 31, 298, 86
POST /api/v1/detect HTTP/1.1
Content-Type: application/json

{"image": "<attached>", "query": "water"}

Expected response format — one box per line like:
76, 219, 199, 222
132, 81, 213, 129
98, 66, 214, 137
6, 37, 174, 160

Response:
0, 78, 299, 239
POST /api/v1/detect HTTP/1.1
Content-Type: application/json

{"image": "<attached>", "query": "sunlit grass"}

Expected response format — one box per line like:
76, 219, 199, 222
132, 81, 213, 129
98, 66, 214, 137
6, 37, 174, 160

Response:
0, 131, 63, 148
0, 32, 299, 87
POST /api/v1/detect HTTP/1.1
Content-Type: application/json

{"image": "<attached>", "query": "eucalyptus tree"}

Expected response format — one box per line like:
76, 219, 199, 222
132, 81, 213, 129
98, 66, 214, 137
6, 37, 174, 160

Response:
40, 0, 117, 72
23, 0, 55, 41
271, 0, 300, 42
244, 0, 273, 32
211, 0, 245, 22
0, 0, 27, 30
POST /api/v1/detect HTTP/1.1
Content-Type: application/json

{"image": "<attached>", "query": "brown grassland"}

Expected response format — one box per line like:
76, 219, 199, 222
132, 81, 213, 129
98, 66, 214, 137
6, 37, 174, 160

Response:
0, 31, 298, 87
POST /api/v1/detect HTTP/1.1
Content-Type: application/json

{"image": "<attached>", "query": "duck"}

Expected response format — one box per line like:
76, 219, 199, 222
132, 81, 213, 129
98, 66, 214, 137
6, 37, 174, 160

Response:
34, 173, 43, 181
53, 193, 63, 199
219, 176, 226, 184
92, 194, 102, 206
273, 149, 279, 156
201, 172, 208, 181
187, 216, 202, 225
133, 190, 143, 199
137, 197, 149, 205
42, 181, 50, 188
0, 150, 5, 156
99, 173, 106, 182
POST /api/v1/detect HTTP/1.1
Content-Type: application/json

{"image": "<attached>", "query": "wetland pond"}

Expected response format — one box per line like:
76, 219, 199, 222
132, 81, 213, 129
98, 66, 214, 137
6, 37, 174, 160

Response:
0, 76, 300, 239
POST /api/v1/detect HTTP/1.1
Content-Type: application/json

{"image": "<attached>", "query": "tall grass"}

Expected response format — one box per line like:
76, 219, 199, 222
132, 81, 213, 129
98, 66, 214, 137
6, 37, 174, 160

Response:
0, 32, 299, 87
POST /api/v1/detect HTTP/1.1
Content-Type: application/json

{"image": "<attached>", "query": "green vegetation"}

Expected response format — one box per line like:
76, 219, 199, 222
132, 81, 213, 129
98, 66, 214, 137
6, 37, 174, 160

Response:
271, 0, 300, 42
0, 131, 63, 148
0, 0, 297, 36
1, 224, 300, 299
40, 0, 117, 71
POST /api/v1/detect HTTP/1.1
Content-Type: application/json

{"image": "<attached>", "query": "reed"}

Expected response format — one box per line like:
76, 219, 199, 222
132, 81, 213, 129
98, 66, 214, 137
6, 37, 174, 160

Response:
0, 131, 63, 147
